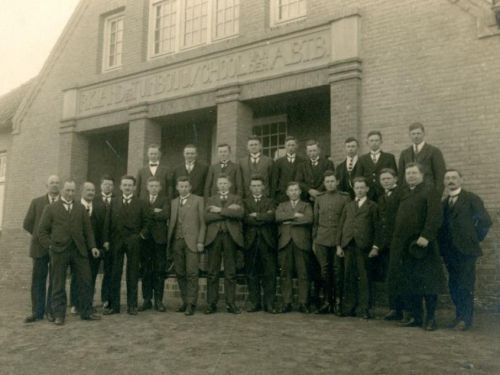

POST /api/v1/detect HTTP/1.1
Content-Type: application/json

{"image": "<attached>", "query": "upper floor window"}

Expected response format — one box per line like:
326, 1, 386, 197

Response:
103, 13, 124, 72
149, 0, 239, 58
271, 0, 306, 26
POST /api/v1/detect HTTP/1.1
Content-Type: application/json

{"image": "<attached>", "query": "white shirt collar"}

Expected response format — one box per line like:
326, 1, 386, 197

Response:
310, 157, 319, 163
356, 196, 367, 206
149, 194, 158, 200
286, 153, 296, 159
414, 141, 426, 153
101, 192, 112, 198
370, 149, 381, 156
449, 188, 462, 198
48, 194, 59, 202
180, 194, 190, 200
122, 194, 133, 200
149, 161, 160, 166
61, 197, 73, 205
347, 155, 358, 163
250, 153, 261, 159
81, 198, 92, 207
253, 195, 262, 200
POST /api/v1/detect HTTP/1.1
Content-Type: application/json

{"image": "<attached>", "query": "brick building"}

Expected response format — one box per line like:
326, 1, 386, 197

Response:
0, 0, 498, 309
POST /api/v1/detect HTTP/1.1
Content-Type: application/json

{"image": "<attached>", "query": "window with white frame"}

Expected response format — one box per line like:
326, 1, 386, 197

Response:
149, 0, 239, 58
252, 116, 288, 159
102, 13, 124, 72
271, 0, 306, 26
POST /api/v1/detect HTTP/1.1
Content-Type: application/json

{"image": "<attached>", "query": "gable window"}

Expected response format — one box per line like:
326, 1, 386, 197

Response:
271, 0, 306, 26
102, 13, 124, 72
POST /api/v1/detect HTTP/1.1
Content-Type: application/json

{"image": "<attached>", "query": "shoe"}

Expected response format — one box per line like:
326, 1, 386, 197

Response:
425, 319, 437, 331
103, 308, 119, 315
246, 304, 261, 313
46, 313, 55, 323
281, 304, 292, 313
155, 301, 166, 312
384, 310, 403, 321
176, 304, 187, 313
102, 301, 110, 309
204, 304, 217, 314
363, 309, 374, 320
70, 306, 78, 315
54, 317, 65, 326
454, 321, 469, 331
81, 313, 102, 321
185, 304, 195, 316
127, 306, 138, 315
24, 315, 40, 323
138, 300, 153, 312
298, 304, 310, 314
333, 303, 345, 317
399, 318, 422, 327
226, 304, 241, 314
315, 303, 332, 314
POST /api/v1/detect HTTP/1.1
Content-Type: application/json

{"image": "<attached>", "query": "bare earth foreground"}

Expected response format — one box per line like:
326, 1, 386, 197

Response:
0, 282, 498, 375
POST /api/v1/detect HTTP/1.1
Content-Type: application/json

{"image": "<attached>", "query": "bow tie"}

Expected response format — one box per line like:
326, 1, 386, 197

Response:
150, 163, 159, 167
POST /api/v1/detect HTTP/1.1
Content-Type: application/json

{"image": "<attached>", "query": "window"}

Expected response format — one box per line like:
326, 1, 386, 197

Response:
102, 13, 124, 72
253, 116, 288, 159
148, 0, 239, 58
271, 0, 306, 26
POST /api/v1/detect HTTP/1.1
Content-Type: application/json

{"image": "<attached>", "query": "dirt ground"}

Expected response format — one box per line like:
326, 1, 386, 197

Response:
0, 282, 499, 375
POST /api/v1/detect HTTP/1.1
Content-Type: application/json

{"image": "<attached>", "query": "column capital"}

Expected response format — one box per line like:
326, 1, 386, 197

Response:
328, 58, 362, 83
59, 119, 77, 134
216, 85, 241, 104
128, 102, 150, 121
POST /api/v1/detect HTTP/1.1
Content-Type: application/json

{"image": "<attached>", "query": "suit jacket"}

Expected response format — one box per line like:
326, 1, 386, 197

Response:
23, 195, 53, 258
38, 200, 96, 257
136, 164, 171, 200
204, 161, 243, 198
89, 197, 109, 248
438, 190, 492, 257
272, 155, 305, 202
374, 186, 402, 250
338, 199, 378, 250
104, 196, 151, 250
239, 155, 274, 198
275, 200, 313, 251
358, 151, 398, 201
335, 159, 362, 199
170, 161, 209, 198
167, 194, 206, 252
295, 158, 335, 200
204, 194, 244, 248
398, 143, 446, 194
243, 196, 276, 250
146, 195, 170, 245
313, 191, 351, 247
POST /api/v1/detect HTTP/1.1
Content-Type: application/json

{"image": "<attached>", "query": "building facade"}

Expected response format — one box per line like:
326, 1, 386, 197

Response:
0, 0, 499, 308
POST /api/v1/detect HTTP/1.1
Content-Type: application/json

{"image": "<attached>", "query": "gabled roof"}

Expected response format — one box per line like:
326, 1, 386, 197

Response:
0, 78, 36, 131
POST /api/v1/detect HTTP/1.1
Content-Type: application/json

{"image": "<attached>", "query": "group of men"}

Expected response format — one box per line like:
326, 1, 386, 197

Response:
23, 122, 492, 331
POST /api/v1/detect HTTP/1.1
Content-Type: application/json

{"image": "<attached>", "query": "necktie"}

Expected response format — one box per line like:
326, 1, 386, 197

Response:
86, 206, 91, 216
347, 158, 353, 172
180, 197, 186, 206
386, 190, 392, 197
123, 198, 131, 206
221, 162, 227, 170
255, 197, 261, 204
252, 157, 258, 165
449, 196, 457, 207
356, 198, 361, 208
63, 202, 72, 213
371, 153, 377, 163
150, 163, 159, 167
311, 160, 318, 167
105, 197, 110, 205
150, 196, 156, 204
291, 200, 297, 209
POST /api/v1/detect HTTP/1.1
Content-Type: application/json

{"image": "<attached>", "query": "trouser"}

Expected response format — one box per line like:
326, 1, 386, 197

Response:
70, 251, 101, 310
101, 248, 113, 304
314, 244, 344, 306
245, 237, 276, 309
50, 243, 92, 319
343, 243, 373, 313
207, 232, 238, 305
444, 252, 477, 326
172, 238, 200, 306
31, 254, 52, 318
278, 242, 309, 305
141, 240, 167, 303
110, 236, 141, 311
407, 294, 437, 323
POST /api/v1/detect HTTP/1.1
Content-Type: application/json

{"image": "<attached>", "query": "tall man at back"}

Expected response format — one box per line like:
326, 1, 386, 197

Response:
239, 136, 274, 198
335, 137, 361, 199
136, 144, 170, 199
204, 144, 243, 198
272, 136, 305, 203
170, 144, 208, 198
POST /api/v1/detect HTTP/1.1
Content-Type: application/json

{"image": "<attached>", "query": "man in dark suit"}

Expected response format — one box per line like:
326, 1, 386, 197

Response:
239, 136, 274, 198
335, 137, 361, 199
136, 144, 171, 199
337, 177, 378, 319
358, 131, 398, 201
296, 140, 335, 203
272, 136, 305, 203
103, 175, 151, 316
38, 180, 101, 325
372, 168, 404, 321
313, 171, 350, 314
23, 175, 60, 323
243, 176, 277, 313
170, 144, 208, 198
438, 169, 492, 331
398, 122, 446, 194
168, 176, 206, 316
204, 174, 244, 314
204, 143, 243, 198
276, 182, 313, 313
140, 177, 170, 312
70, 182, 107, 314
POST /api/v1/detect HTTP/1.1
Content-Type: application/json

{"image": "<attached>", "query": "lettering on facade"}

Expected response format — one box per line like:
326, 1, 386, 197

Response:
78, 29, 330, 116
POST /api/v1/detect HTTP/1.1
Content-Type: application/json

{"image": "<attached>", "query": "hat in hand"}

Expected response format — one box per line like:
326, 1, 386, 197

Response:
408, 240, 427, 259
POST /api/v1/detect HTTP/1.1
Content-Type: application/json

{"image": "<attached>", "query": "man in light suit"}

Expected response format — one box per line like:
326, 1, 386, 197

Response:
335, 137, 361, 199
276, 181, 313, 313
170, 144, 208, 198
204, 174, 244, 314
358, 131, 398, 202
204, 143, 243, 198
168, 176, 206, 316
398, 122, 446, 194
136, 144, 171, 199
272, 136, 305, 203
438, 169, 492, 330
23, 175, 60, 323
239, 136, 274, 198
38, 180, 101, 325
